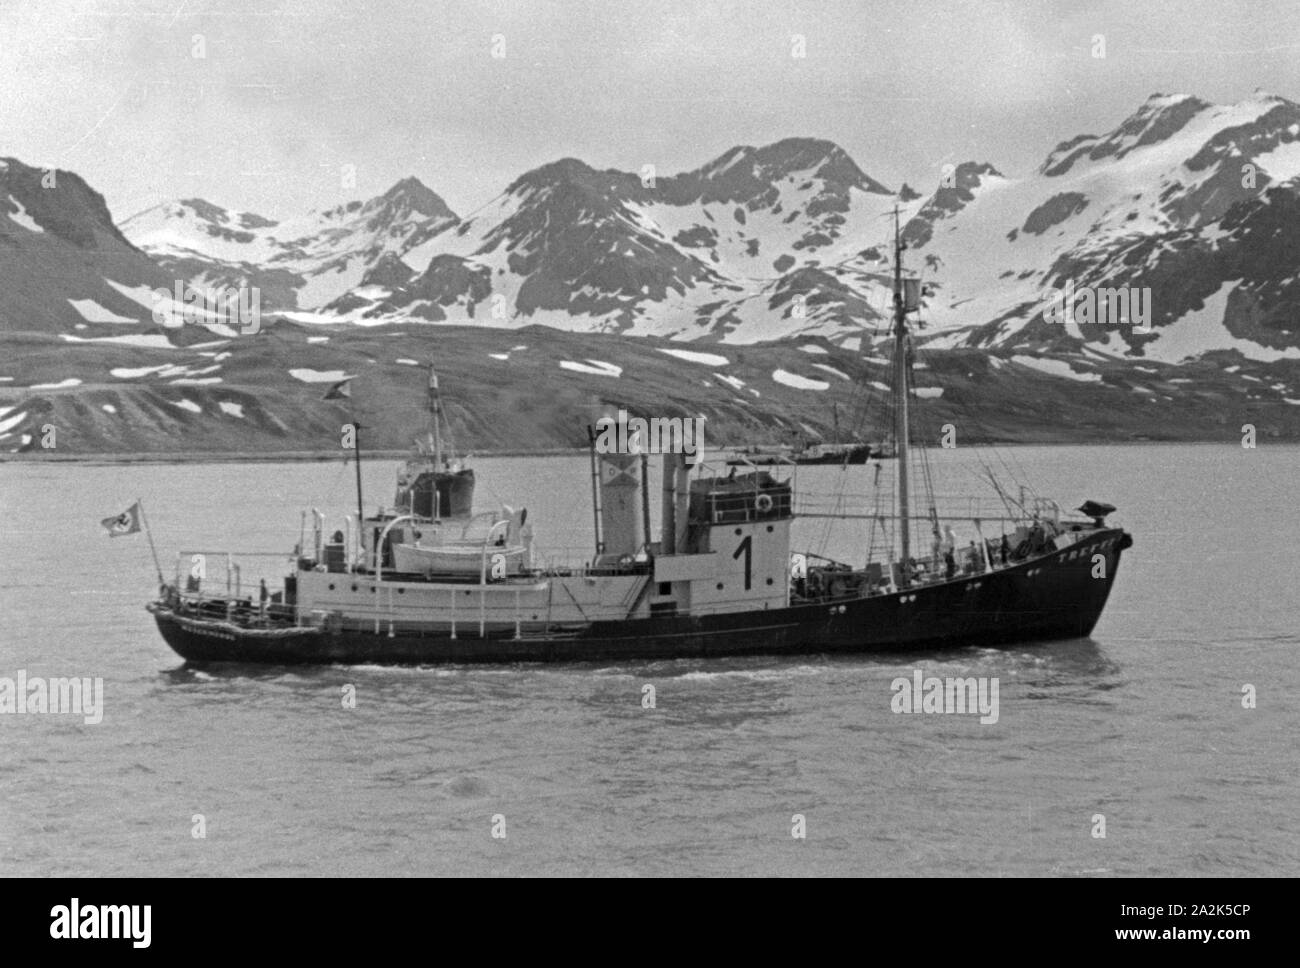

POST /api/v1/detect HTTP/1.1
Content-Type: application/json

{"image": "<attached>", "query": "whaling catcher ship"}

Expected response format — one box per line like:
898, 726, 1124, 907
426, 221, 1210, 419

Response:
147, 215, 1131, 665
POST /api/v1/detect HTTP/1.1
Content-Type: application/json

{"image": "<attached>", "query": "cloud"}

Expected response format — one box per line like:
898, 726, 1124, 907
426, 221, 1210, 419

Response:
2, 0, 1297, 222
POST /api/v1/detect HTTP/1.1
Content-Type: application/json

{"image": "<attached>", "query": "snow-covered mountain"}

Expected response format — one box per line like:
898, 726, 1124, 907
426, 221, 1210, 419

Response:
908, 91, 1300, 365
8, 92, 1300, 454
305, 93, 1300, 363
329, 138, 908, 342
121, 177, 459, 311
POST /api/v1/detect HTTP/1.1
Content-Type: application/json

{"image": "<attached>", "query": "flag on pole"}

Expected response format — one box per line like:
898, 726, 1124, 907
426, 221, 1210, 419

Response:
101, 502, 142, 537
324, 377, 353, 400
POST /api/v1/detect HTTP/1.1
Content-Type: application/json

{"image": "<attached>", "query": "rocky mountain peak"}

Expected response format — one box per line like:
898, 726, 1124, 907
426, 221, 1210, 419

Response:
0, 156, 135, 250
377, 176, 458, 221
1041, 93, 1213, 176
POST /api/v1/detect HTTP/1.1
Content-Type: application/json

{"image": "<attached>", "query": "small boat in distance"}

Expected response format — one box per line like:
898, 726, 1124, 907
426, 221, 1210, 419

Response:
146, 209, 1131, 665
726, 405, 890, 466
726, 440, 887, 466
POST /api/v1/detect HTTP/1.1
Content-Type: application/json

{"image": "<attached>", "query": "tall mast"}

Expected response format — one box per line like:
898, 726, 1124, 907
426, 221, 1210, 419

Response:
892, 206, 911, 572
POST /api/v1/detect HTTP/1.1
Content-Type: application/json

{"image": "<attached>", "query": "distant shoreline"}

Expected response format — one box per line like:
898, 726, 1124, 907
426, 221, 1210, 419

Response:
0, 439, 1272, 464
0, 448, 587, 464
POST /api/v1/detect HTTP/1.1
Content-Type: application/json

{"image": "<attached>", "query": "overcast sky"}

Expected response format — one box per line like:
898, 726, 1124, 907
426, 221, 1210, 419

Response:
3, 0, 1299, 222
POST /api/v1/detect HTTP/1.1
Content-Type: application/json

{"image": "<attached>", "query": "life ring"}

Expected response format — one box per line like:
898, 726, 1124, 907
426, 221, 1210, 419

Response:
755, 493, 774, 514
618, 554, 634, 569
828, 577, 848, 598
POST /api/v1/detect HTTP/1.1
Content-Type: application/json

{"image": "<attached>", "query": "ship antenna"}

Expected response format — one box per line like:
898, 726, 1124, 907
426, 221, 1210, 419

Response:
892, 204, 911, 577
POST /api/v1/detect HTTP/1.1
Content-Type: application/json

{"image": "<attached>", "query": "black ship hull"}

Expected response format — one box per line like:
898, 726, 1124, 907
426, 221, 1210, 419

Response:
792, 447, 875, 465
726, 444, 884, 466
151, 529, 1131, 666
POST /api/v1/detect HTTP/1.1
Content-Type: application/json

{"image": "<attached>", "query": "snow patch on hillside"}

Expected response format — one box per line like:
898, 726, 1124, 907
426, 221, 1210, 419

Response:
560, 359, 622, 377
1255, 141, 1300, 182
0, 410, 27, 434
811, 363, 850, 380
658, 348, 729, 366
1142, 282, 1300, 363
772, 369, 829, 390
1011, 355, 1103, 382
289, 368, 351, 383
68, 299, 138, 324
6, 196, 42, 232
61, 333, 176, 349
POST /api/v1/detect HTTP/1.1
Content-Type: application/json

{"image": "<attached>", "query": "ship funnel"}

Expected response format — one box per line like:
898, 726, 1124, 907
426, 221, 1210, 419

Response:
599, 439, 645, 557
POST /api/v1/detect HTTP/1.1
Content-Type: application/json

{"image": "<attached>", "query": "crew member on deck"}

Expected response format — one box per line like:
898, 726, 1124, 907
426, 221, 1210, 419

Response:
1029, 517, 1045, 554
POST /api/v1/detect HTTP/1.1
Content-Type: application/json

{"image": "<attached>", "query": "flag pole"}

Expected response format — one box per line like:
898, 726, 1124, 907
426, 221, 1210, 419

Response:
137, 497, 165, 585
326, 376, 364, 568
